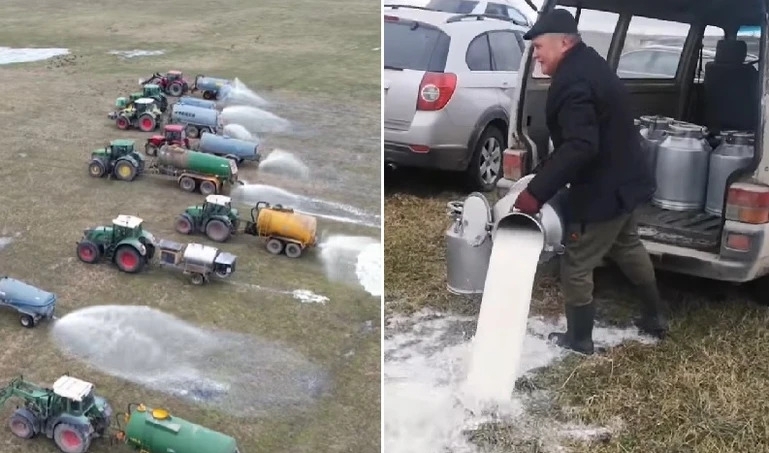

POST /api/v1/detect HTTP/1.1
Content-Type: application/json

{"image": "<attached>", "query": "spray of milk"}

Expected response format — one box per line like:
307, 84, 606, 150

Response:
319, 235, 382, 294
221, 105, 290, 135
258, 149, 310, 179
219, 77, 270, 108
223, 123, 256, 142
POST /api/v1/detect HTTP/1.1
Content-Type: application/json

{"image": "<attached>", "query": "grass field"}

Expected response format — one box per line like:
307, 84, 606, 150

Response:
385, 169, 769, 453
0, 1, 380, 452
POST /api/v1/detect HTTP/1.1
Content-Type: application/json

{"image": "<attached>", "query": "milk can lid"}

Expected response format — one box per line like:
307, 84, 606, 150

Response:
460, 193, 492, 247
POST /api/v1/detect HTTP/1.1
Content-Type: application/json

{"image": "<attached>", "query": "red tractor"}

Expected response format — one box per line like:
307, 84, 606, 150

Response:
144, 124, 190, 156
141, 70, 190, 97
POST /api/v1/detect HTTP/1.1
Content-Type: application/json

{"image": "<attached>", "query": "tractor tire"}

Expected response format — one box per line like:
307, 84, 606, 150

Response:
175, 214, 195, 235
76, 241, 101, 264
199, 180, 217, 195
138, 114, 157, 132
88, 160, 106, 178
179, 176, 196, 192
145, 143, 158, 156
185, 124, 200, 139
53, 423, 90, 453
113, 160, 137, 182
203, 90, 215, 100
116, 116, 130, 130
205, 219, 231, 243
284, 242, 303, 258
168, 82, 184, 97
190, 273, 205, 285
8, 411, 35, 438
114, 246, 144, 274
266, 238, 284, 255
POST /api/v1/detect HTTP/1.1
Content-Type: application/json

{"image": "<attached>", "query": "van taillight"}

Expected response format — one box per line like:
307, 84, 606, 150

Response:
724, 182, 769, 224
416, 72, 457, 111
502, 149, 526, 181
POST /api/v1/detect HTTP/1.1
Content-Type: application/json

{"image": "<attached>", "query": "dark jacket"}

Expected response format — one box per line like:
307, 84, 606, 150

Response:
526, 42, 655, 224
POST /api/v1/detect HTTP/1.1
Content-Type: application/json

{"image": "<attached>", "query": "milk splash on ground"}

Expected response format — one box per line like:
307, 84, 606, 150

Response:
50, 305, 329, 416
223, 123, 256, 141
319, 235, 382, 294
258, 149, 310, 179
0, 47, 69, 65
355, 241, 383, 297
221, 105, 290, 135
219, 78, 270, 108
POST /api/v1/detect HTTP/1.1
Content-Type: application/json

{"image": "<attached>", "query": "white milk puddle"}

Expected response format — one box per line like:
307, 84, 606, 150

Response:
0, 47, 69, 65
258, 149, 310, 179
50, 305, 329, 416
108, 49, 165, 58
223, 123, 257, 141
221, 105, 291, 135
230, 183, 380, 229
232, 282, 329, 305
319, 235, 382, 295
384, 311, 657, 453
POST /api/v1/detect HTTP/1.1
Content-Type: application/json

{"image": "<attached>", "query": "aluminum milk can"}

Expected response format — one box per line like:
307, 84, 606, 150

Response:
638, 115, 673, 174
705, 131, 755, 216
652, 123, 713, 211
444, 194, 493, 295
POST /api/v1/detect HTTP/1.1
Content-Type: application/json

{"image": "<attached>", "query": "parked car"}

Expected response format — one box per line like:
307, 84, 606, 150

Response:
383, 6, 528, 191
617, 44, 757, 80
0, 276, 57, 328
423, 0, 535, 26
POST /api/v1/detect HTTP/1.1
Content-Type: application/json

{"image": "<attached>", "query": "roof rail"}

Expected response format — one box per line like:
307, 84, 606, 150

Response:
445, 13, 527, 26
383, 4, 436, 11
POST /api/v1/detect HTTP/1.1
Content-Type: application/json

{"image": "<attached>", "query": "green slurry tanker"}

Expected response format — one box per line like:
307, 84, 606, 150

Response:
116, 404, 241, 453
88, 140, 239, 195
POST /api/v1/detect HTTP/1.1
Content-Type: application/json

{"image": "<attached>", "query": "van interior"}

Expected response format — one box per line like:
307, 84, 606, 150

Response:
516, 0, 765, 254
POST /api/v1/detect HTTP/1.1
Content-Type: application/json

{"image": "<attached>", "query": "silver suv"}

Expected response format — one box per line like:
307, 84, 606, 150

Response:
383, 6, 528, 191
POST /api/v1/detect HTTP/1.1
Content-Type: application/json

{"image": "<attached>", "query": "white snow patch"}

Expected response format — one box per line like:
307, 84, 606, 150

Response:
355, 242, 382, 297
383, 310, 657, 453
0, 47, 69, 65
292, 289, 329, 304
108, 49, 165, 59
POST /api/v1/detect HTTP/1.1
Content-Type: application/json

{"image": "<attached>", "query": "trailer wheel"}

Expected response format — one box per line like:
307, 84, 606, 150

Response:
203, 90, 215, 100
185, 124, 200, 139
175, 214, 195, 235
138, 114, 157, 132
284, 243, 302, 258
144, 143, 158, 156
168, 82, 184, 97
113, 160, 137, 182
116, 116, 130, 130
199, 180, 217, 195
19, 314, 35, 329
88, 160, 105, 178
266, 238, 284, 255
76, 241, 101, 264
179, 176, 196, 192
190, 273, 205, 285
53, 423, 90, 453
205, 219, 231, 242
8, 412, 34, 438
114, 246, 144, 274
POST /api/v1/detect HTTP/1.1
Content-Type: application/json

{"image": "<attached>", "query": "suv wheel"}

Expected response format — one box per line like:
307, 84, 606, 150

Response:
466, 126, 504, 192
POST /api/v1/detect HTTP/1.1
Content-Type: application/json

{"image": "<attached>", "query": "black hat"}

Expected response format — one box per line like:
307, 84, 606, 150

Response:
522, 8, 579, 40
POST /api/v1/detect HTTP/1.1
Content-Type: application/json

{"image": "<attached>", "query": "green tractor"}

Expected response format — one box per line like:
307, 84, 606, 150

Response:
87, 139, 145, 182
174, 194, 240, 243
76, 214, 157, 273
121, 83, 168, 112
108, 97, 162, 132
0, 375, 113, 453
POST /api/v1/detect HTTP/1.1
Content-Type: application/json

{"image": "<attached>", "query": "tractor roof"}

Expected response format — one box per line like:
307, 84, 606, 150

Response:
168, 70, 182, 75
111, 139, 135, 147
165, 124, 184, 132
206, 194, 231, 206
135, 98, 155, 105
53, 376, 94, 402
144, 83, 160, 89
113, 214, 143, 229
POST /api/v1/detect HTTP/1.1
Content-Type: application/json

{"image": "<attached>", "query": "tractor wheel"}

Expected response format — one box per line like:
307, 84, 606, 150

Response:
266, 238, 284, 255
179, 176, 196, 192
8, 412, 35, 438
144, 143, 158, 156
199, 180, 217, 195
168, 82, 184, 97
202, 90, 215, 100
284, 243, 303, 258
138, 114, 157, 132
87, 160, 105, 178
175, 214, 195, 235
116, 116, 130, 130
53, 423, 90, 453
19, 314, 36, 328
114, 246, 144, 274
185, 125, 200, 139
190, 273, 205, 285
76, 241, 101, 264
205, 219, 231, 243
113, 160, 137, 182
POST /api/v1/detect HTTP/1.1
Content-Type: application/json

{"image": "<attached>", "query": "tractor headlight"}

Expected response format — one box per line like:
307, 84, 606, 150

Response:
139, 244, 146, 255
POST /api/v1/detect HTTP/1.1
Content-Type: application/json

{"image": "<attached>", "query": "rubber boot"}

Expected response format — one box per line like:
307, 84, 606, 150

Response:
548, 303, 595, 355
634, 282, 669, 339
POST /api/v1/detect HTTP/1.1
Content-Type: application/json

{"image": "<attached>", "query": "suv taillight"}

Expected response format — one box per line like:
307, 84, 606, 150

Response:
725, 182, 769, 224
416, 72, 457, 111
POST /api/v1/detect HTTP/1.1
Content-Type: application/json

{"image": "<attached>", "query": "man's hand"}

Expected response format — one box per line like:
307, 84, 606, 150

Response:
512, 189, 542, 215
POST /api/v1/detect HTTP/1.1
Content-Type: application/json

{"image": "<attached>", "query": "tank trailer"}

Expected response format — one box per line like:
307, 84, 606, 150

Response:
0, 276, 57, 328
108, 97, 162, 132
141, 70, 191, 97
156, 239, 237, 285
197, 132, 260, 165
191, 74, 232, 100
175, 195, 318, 258
176, 95, 218, 110
170, 103, 222, 139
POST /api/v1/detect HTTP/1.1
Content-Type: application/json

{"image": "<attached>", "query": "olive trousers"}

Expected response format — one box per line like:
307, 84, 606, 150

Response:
560, 209, 657, 307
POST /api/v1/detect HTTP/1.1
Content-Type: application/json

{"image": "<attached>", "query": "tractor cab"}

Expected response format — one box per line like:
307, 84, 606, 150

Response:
133, 98, 155, 114
204, 194, 232, 213
115, 96, 129, 109
111, 215, 144, 241
52, 375, 96, 415
167, 70, 183, 82
108, 139, 137, 158
143, 84, 162, 98
164, 124, 187, 145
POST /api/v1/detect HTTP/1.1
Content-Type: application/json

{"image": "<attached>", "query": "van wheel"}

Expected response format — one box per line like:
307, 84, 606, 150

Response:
748, 276, 769, 305
466, 125, 504, 192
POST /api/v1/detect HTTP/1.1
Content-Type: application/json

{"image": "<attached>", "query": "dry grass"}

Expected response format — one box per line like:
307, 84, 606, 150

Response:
384, 168, 769, 453
0, 1, 380, 452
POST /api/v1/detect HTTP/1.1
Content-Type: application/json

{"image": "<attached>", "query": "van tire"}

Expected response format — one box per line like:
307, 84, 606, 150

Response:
465, 125, 504, 192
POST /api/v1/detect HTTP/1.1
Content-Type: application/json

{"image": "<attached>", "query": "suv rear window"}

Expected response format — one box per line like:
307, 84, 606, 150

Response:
426, 0, 479, 13
384, 20, 450, 72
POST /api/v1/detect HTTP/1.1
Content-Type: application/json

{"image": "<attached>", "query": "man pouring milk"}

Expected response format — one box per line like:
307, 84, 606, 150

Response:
512, 9, 669, 354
